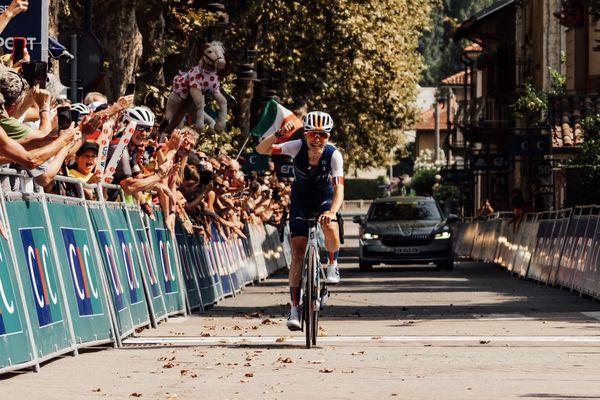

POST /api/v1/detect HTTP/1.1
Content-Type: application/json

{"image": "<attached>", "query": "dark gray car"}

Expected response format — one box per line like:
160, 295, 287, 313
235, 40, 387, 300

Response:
353, 196, 456, 271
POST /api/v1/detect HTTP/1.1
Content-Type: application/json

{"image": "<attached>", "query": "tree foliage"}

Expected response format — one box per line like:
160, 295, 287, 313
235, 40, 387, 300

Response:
52, 1, 432, 166
419, 0, 495, 85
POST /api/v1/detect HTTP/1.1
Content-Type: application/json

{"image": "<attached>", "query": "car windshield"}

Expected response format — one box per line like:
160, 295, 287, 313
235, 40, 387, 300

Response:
369, 201, 442, 221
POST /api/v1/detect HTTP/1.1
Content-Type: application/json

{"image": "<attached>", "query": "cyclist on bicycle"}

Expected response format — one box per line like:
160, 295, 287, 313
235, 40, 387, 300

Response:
257, 111, 344, 331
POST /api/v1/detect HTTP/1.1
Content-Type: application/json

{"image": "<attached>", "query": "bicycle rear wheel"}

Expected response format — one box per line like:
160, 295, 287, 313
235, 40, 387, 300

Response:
304, 252, 313, 349
307, 246, 320, 347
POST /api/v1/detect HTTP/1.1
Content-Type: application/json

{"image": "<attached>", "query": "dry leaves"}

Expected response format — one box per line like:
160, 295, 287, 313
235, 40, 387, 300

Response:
92, 388, 101, 393
245, 373, 254, 377
277, 357, 293, 364
275, 337, 286, 343
308, 359, 325, 364
351, 351, 365, 355
262, 318, 276, 325
163, 362, 176, 369
245, 312, 261, 319
319, 368, 335, 373
200, 332, 211, 337
129, 393, 142, 398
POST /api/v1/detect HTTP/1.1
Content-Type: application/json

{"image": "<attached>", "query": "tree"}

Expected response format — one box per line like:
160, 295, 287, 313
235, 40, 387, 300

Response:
228, 0, 432, 169
419, 0, 495, 86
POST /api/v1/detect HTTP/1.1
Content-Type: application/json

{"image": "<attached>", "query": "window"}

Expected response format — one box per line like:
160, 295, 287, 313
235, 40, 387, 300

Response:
369, 201, 442, 222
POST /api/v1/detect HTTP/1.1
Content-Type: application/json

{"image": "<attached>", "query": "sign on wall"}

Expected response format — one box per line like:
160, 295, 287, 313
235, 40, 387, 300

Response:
0, 0, 48, 62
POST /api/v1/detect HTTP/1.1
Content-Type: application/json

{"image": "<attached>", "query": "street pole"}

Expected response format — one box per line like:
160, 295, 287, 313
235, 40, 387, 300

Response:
434, 101, 440, 162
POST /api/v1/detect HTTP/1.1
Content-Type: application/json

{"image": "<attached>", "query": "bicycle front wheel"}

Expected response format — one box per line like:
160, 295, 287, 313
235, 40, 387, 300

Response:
305, 245, 320, 348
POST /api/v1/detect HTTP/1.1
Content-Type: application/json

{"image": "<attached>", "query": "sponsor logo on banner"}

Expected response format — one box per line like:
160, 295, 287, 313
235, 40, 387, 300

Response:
156, 229, 177, 294
176, 235, 193, 282
97, 231, 125, 311
136, 230, 159, 298
19, 228, 63, 327
0, 240, 22, 335
115, 230, 143, 305
192, 243, 206, 279
60, 228, 103, 317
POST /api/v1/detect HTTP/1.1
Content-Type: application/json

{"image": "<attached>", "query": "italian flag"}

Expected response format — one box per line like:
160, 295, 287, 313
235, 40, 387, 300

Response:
250, 99, 303, 143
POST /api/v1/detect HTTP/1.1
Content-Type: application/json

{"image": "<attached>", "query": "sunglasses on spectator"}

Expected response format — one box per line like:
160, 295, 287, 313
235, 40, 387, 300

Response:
197, 156, 208, 161
305, 131, 329, 140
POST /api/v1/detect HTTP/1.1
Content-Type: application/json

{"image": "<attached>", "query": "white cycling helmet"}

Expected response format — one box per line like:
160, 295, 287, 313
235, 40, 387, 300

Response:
70, 103, 90, 117
123, 106, 155, 128
303, 111, 333, 133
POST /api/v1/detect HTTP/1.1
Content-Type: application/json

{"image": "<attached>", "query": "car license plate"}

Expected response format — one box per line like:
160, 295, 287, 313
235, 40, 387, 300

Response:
395, 247, 419, 254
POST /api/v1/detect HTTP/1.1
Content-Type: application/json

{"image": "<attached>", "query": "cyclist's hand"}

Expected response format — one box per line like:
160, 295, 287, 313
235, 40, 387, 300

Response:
319, 210, 336, 225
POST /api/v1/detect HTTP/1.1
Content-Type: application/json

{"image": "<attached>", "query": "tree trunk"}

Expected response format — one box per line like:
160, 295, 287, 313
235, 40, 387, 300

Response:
92, 0, 142, 101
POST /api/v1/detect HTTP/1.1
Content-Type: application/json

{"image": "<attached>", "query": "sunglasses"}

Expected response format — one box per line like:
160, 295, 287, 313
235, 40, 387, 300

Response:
305, 131, 329, 140
135, 126, 152, 133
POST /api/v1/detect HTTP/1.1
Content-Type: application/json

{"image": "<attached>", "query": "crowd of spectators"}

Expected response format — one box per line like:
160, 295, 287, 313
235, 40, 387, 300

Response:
0, 0, 291, 242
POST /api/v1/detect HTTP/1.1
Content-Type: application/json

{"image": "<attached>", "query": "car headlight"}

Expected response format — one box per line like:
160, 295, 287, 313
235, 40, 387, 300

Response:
434, 231, 452, 240
362, 232, 379, 240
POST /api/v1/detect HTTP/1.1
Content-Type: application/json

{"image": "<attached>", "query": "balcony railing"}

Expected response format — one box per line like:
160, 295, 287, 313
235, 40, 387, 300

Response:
455, 97, 514, 129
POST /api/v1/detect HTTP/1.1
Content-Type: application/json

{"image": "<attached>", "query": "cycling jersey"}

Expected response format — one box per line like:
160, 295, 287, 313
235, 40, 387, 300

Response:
272, 138, 344, 237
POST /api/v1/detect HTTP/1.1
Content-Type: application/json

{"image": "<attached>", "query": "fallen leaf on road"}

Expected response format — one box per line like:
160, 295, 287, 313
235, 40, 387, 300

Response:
308, 360, 325, 364
342, 370, 355, 374
129, 393, 142, 398
92, 388, 101, 393
200, 332, 211, 337
251, 325, 259, 330
262, 319, 276, 325
277, 357, 293, 364
233, 325, 242, 330
245, 312, 261, 319
275, 337, 286, 343
371, 336, 382, 340
244, 362, 252, 367
319, 368, 335, 373
245, 373, 254, 377
163, 362, 176, 369
180, 369, 189, 376
351, 351, 365, 355
479, 340, 490, 344
318, 327, 328, 336
191, 373, 198, 378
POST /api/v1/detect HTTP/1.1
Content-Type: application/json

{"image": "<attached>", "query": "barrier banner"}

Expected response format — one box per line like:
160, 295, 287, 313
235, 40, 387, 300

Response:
555, 212, 588, 288
240, 234, 258, 283
175, 228, 202, 311
88, 204, 135, 337
147, 211, 185, 315
196, 238, 224, 303
4, 197, 74, 360
582, 213, 600, 296
104, 205, 150, 328
223, 238, 243, 293
127, 209, 167, 322
188, 235, 222, 306
248, 224, 269, 280
45, 200, 113, 345
572, 210, 600, 293
547, 209, 573, 285
513, 217, 540, 277
527, 214, 556, 282
0, 222, 36, 371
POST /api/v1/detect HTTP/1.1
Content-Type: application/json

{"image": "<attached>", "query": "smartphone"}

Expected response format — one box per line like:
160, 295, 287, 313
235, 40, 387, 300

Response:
11, 37, 26, 64
22, 61, 48, 89
70, 109, 81, 124
124, 83, 136, 96
57, 106, 72, 130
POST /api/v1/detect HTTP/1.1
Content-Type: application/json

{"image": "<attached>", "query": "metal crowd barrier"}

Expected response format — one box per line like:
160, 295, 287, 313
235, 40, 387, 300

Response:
0, 171, 290, 374
452, 205, 600, 302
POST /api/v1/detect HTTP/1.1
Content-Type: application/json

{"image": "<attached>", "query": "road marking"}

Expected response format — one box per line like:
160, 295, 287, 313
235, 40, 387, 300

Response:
123, 335, 600, 346
471, 313, 535, 321
582, 312, 600, 321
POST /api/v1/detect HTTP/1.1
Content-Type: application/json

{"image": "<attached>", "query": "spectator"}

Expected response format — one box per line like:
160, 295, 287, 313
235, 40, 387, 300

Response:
477, 198, 494, 219
68, 141, 101, 199
508, 188, 525, 233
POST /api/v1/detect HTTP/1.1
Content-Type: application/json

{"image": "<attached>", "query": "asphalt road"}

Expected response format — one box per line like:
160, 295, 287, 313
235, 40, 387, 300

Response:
3, 222, 600, 399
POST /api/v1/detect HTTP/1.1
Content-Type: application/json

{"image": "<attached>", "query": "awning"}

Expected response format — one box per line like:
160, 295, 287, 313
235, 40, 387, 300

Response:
451, 0, 515, 40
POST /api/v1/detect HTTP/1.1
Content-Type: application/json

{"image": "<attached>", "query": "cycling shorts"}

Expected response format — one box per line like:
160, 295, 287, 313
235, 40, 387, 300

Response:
289, 186, 332, 238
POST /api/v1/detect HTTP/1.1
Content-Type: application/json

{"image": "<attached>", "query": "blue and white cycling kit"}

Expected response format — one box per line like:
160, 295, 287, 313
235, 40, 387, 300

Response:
272, 138, 344, 237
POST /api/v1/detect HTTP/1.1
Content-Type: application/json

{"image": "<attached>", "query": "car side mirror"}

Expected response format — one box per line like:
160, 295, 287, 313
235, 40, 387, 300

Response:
352, 215, 365, 224
446, 214, 459, 223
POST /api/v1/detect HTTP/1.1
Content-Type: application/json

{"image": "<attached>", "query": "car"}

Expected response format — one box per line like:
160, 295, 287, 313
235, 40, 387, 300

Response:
353, 196, 458, 271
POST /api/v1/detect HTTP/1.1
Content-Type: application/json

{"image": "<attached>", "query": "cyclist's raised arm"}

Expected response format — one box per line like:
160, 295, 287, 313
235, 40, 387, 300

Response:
256, 121, 300, 155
